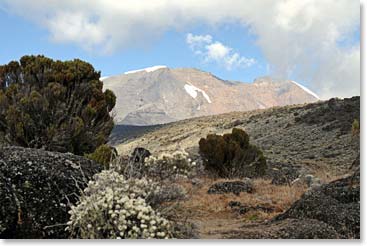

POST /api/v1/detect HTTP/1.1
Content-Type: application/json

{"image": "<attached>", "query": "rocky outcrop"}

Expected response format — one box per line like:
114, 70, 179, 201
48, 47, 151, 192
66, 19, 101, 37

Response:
0, 146, 101, 239
269, 163, 304, 185
221, 168, 359, 239
228, 201, 275, 215
224, 218, 340, 239
274, 168, 360, 238
208, 179, 253, 195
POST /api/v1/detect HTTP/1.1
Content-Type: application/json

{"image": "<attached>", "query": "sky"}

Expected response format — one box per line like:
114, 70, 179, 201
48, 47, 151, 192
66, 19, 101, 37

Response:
0, 0, 360, 99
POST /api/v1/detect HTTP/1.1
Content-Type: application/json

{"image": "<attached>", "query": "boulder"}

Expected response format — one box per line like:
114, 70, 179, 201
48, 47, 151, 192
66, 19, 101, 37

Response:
274, 170, 360, 238
224, 218, 340, 239
129, 147, 151, 163
124, 147, 151, 178
291, 174, 322, 188
0, 146, 101, 238
208, 179, 253, 195
228, 201, 275, 215
269, 163, 302, 185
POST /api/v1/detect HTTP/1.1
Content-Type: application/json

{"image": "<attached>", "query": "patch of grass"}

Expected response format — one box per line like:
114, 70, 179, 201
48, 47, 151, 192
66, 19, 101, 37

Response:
248, 214, 258, 221
176, 177, 307, 222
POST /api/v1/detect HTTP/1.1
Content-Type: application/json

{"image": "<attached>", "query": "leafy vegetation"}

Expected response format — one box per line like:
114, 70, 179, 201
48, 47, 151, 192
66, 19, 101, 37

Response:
351, 119, 359, 136
85, 144, 117, 168
0, 55, 116, 155
199, 128, 266, 178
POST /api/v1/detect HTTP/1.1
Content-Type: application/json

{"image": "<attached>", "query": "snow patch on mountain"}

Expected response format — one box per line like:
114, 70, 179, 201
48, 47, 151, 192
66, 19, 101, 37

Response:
100, 76, 110, 81
124, 65, 167, 75
256, 101, 266, 109
291, 81, 320, 100
184, 83, 212, 103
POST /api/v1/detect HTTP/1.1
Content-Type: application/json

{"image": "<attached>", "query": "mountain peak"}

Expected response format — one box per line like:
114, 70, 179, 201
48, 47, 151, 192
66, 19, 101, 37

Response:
124, 65, 167, 75
103, 68, 320, 125
291, 80, 320, 100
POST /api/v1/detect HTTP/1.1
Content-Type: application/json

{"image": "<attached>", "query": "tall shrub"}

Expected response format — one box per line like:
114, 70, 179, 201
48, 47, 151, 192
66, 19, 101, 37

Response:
199, 128, 266, 178
0, 55, 116, 154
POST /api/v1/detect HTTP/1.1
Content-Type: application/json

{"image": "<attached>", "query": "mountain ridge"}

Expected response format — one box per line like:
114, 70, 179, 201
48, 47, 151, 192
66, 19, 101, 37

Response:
102, 67, 319, 125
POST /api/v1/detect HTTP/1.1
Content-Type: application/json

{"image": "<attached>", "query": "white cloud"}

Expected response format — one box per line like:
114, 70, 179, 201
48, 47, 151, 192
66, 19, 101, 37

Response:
0, 0, 360, 99
186, 34, 256, 70
186, 33, 212, 50
206, 42, 230, 60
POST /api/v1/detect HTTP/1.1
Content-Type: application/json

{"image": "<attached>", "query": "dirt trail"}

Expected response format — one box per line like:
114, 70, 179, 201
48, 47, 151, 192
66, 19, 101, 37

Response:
194, 215, 246, 239
175, 177, 307, 239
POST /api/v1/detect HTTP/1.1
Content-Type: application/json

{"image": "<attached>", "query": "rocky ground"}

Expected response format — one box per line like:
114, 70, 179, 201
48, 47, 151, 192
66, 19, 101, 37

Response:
113, 96, 360, 239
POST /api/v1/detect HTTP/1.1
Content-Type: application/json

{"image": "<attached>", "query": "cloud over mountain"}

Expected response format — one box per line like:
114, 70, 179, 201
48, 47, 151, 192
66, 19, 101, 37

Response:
186, 33, 256, 70
0, 0, 360, 99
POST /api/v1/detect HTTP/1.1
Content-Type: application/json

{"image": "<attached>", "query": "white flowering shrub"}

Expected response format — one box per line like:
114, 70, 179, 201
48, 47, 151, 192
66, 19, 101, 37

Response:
66, 170, 172, 239
142, 150, 198, 181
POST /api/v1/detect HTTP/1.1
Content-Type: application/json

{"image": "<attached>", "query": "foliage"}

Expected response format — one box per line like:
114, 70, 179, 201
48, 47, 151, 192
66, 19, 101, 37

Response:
0, 55, 116, 155
121, 150, 199, 181
66, 170, 172, 239
351, 119, 359, 136
85, 144, 117, 168
199, 128, 266, 178
143, 151, 198, 181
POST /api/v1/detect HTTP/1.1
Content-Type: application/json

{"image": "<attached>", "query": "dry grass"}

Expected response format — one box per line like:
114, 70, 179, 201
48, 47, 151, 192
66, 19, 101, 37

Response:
162, 177, 309, 238
176, 177, 307, 224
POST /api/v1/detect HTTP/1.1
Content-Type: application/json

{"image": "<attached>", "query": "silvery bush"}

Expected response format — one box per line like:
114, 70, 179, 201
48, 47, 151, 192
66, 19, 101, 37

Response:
66, 170, 172, 239
143, 150, 199, 181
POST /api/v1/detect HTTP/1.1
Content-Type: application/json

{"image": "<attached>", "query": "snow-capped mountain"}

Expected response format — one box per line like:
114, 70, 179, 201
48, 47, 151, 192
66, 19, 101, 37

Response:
124, 65, 167, 75
102, 67, 319, 125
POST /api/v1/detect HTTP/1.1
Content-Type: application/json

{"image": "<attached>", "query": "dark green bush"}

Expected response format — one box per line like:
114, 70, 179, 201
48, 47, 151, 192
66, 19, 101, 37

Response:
0, 55, 116, 155
85, 144, 117, 168
199, 128, 266, 178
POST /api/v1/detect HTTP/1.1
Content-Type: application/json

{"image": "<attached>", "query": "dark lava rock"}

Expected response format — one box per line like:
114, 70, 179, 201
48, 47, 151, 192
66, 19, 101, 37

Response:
274, 170, 360, 238
269, 163, 302, 185
0, 146, 101, 239
224, 218, 340, 239
228, 201, 242, 208
124, 147, 151, 179
208, 179, 253, 195
129, 147, 151, 164
228, 201, 275, 215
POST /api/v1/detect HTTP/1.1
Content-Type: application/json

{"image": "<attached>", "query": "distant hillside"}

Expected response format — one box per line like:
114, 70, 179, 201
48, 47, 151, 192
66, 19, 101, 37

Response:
102, 67, 319, 125
113, 96, 359, 177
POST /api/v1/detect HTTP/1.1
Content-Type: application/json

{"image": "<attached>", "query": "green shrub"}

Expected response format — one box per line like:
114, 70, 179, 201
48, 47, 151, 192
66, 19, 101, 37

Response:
66, 170, 172, 239
352, 119, 359, 136
199, 128, 266, 178
85, 144, 117, 168
0, 55, 116, 155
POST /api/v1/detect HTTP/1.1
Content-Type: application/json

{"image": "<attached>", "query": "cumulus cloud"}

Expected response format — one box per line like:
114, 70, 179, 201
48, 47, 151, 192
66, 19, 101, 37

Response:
0, 0, 360, 99
186, 33, 256, 70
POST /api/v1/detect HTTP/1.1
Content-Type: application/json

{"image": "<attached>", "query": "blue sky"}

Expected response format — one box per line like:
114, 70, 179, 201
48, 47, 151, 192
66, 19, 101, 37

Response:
0, 0, 360, 99
0, 10, 267, 83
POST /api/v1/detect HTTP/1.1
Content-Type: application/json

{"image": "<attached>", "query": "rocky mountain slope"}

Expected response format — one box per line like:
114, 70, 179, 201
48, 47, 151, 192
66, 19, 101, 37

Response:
102, 67, 319, 125
113, 96, 359, 178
